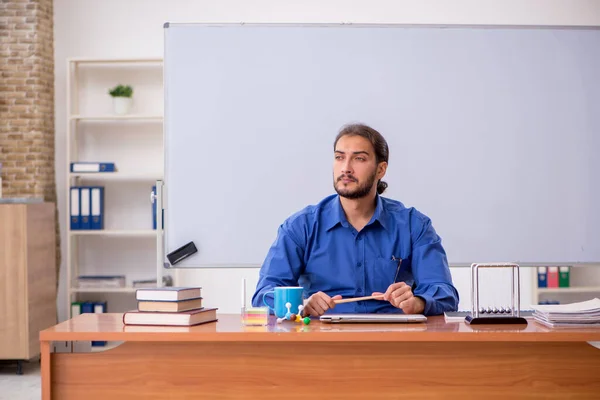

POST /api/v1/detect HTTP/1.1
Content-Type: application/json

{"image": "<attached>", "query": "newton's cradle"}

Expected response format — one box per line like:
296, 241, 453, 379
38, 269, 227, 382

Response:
465, 262, 528, 325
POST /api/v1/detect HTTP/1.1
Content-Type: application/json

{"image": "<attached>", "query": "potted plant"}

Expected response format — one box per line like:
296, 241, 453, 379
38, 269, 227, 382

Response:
108, 84, 133, 115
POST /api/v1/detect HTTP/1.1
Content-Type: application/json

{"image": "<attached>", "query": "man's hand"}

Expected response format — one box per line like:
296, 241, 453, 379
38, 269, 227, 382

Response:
372, 282, 425, 314
303, 292, 342, 317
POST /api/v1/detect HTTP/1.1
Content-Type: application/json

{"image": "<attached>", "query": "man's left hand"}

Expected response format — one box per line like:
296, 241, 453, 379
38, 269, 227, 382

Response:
372, 282, 425, 314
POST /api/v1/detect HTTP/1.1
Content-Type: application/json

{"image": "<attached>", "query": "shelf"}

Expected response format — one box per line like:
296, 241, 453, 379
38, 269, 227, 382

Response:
537, 286, 600, 294
70, 115, 163, 121
69, 57, 162, 65
71, 287, 137, 293
69, 172, 162, 182
69, 230, 159, 237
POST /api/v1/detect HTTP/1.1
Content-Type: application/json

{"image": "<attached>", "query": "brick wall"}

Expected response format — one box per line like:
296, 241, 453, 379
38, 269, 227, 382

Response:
0, 0, 61, 289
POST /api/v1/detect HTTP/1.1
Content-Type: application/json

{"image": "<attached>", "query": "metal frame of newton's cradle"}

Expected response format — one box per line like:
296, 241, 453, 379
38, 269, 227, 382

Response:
465, 262, 528, 325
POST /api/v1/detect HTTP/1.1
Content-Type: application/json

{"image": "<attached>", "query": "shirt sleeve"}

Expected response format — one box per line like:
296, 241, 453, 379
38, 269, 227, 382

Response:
251, 221, 305, 308
410, 212, 460, 316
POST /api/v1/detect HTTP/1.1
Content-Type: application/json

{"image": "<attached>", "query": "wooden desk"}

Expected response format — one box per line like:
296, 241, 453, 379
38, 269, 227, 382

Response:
40, 314, 600, 399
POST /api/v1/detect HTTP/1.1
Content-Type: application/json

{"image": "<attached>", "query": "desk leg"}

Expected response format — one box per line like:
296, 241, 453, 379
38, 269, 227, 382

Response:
41, 341, 51, 400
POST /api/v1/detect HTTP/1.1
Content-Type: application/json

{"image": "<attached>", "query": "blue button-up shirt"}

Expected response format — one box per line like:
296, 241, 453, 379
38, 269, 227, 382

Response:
252, 194, 459, 316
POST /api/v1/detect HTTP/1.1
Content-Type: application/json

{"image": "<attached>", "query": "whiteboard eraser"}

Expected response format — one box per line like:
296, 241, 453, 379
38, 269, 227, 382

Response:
167, 241, 198, 265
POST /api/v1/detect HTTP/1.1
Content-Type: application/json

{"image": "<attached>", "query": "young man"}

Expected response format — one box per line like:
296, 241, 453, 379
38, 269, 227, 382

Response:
252, 123, 459, 316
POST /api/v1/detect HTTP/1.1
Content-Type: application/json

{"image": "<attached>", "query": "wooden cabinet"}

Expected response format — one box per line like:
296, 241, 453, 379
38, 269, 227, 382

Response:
0, 202, 56, 361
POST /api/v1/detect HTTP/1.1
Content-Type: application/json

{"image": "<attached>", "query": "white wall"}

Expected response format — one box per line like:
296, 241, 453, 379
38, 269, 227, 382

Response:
53, 0, 600, 321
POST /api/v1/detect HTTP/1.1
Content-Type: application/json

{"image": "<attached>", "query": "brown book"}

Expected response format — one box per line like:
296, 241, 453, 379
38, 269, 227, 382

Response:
123, 307, 218, 326
138, 297, 203, 312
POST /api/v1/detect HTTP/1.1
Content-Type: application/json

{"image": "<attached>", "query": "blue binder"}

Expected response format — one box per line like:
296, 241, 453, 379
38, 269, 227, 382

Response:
80, 302, 94, 314
537, 266, 547, 288
80, 187, 91, 230
91, 186, 104, 230
70, 187, 80, 230
70, 162, 116, 173
152, 185, 164, 230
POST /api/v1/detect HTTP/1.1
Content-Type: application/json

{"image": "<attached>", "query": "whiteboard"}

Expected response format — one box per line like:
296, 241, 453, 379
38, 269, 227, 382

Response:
163, 23, 600, 267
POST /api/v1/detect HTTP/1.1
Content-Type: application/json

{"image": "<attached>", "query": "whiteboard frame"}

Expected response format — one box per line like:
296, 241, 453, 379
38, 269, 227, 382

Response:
161, 22, 600, 269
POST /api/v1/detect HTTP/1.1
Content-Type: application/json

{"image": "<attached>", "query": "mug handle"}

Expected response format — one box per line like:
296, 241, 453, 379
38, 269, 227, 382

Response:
262, 290, 275, 313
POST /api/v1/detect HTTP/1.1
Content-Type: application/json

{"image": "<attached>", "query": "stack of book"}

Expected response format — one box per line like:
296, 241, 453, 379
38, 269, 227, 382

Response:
123, 287, 218, 326
531, 298, 600, 328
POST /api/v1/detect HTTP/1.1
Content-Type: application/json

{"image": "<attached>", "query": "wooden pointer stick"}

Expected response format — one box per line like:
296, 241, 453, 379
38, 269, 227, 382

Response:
333, 294, 384, 304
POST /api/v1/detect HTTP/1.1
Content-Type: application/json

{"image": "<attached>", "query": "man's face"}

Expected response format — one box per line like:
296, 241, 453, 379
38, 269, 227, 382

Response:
333, 135, 385, 199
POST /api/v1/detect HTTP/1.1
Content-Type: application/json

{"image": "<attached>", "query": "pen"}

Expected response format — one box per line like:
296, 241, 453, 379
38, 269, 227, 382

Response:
392, 256, 402, 283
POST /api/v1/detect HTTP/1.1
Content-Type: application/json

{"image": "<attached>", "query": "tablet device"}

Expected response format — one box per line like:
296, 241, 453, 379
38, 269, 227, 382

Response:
319, 313, 427, 323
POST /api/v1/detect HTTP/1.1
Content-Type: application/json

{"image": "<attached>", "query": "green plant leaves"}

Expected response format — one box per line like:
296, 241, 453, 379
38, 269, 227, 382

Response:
108, 84, 133, 97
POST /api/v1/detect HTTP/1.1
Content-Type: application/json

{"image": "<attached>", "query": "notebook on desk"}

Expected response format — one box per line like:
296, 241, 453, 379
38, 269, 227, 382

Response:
319, 314, 427, 324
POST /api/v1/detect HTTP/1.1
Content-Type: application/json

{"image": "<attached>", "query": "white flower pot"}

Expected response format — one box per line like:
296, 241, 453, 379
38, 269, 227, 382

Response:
112, 97, 132, 115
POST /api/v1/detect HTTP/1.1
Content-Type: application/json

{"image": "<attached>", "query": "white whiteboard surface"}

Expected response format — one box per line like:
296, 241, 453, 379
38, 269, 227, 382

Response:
164, 24, 600, 267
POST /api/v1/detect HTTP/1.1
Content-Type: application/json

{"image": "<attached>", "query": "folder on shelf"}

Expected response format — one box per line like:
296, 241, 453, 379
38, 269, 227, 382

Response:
80, 302, 94, 314
548, 266, 559, 288
537, 266, 547, 288
559, 266, 570, 287
70, 162, 116, 173
94, 301, 107, 314
70, 187, 80, 230
152, 185, 164, 230
91, 186, 104, 230
80, 187, 91, 230
71, 302, 82, 318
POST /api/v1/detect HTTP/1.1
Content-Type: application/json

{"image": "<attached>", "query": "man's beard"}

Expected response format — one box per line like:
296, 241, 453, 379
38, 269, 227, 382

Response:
334, 169, 377, 200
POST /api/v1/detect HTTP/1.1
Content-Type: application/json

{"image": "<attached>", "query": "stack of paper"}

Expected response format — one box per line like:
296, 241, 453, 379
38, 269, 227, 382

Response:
531, 298, 600, 328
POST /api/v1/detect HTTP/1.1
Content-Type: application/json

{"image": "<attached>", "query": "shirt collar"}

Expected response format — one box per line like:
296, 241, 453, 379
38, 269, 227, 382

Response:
325, 194, 388, 232
371, 194, 388, 231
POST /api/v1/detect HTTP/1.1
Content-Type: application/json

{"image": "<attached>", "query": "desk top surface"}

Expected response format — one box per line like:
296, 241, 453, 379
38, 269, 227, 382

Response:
40, 313, 600, 342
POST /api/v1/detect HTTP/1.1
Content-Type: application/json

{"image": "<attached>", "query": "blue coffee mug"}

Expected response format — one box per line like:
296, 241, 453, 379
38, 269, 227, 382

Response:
262, 286, 304, 318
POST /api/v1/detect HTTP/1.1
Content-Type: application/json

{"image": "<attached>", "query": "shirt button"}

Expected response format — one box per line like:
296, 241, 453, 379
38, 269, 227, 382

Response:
358, 289, 363, 295
357, 237, 362, 241
357, 262, 362, 267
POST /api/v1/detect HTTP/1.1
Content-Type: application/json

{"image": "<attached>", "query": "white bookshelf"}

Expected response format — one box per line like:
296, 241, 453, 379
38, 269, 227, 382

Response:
66, 57, 165, 318
531, 264, 600, 305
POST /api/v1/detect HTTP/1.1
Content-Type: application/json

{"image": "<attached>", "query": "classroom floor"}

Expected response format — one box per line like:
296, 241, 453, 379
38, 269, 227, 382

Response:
0, 360, 40, 400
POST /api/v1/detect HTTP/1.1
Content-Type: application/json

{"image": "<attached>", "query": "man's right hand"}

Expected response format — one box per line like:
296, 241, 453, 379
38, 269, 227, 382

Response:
303, 292, 342, 316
